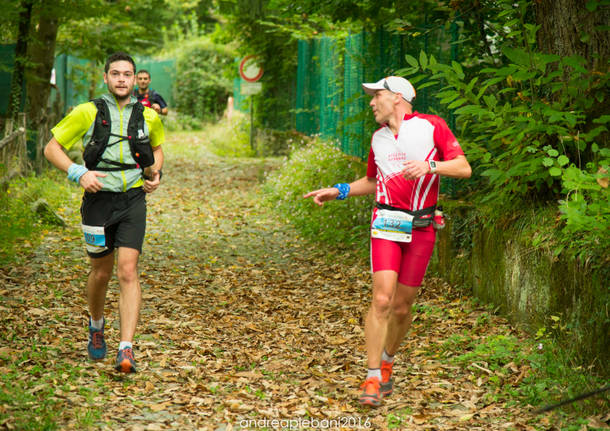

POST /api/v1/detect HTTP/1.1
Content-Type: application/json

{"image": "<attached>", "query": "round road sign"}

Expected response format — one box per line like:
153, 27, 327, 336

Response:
239, 55, 264, 83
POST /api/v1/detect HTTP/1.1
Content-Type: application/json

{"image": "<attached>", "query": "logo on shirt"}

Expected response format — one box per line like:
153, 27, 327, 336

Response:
388, 152, 407, 162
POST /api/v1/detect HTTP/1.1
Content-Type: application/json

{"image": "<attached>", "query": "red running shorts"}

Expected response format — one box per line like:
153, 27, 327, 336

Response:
370, 226, 436, 286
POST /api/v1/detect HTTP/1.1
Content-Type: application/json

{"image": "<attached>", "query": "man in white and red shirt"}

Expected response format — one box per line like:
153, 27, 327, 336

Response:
304, 76, 471, 407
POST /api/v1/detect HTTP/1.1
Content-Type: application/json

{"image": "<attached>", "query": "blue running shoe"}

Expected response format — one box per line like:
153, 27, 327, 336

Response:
115, 347, 136, 373
87, 318, 107, 361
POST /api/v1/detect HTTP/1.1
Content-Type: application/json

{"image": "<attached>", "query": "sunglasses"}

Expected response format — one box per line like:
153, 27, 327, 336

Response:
383, 79, 413, 103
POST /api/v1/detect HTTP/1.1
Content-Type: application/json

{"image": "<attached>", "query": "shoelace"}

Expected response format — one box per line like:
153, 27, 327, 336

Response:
91, 331, 104, 349
360, 378, 380, 393
121, 348, 135, 361
381, 362, 392, 381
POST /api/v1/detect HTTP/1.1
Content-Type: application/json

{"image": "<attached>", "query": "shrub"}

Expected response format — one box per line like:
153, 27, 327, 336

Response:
173, 37, 235, 121
0, 171, 78, 266
396, 2, 609, 264
254, 129, 310, 158
263, 139, 373, 254
162, 110, 203, 132
205, 112, 254, 158
205, 113, 311, 158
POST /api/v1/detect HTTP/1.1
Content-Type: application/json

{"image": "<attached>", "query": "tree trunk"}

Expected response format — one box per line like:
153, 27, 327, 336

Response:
25, 9, 59, 131
535, 0, 609, 72
7, 0, 33, 120
25, 3, 60, 173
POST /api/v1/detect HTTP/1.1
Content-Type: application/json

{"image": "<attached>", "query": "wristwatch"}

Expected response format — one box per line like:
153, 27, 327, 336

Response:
428, 160, 437, 174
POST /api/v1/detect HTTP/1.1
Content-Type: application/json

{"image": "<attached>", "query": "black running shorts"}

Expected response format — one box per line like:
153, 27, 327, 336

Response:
80, 187, 146, 258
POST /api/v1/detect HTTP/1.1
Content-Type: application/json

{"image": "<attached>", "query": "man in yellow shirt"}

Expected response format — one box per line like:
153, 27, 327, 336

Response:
44, 52, 165, 373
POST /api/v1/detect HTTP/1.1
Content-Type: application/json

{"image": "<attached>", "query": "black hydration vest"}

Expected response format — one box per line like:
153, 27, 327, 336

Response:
82, 98, 154, 172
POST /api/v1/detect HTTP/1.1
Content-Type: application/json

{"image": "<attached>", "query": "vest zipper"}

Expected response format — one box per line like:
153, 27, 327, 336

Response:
116, 97, 127, 192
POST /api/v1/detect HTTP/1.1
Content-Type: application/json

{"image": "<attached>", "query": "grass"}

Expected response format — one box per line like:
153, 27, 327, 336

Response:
384, 321, 608, 429
0, 169, 79, 266
0, 345, 104, 430
204, 112, 254, 158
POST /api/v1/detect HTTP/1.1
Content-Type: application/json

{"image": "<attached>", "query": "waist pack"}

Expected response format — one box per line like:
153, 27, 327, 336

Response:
83, 98, 154, 172
375, 202, 435, 228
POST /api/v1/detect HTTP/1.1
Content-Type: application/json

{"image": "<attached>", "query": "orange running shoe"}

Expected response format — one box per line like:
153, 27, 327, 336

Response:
115, 347, 136, 373
359, 377, 382, 406
380, 360, 394, 397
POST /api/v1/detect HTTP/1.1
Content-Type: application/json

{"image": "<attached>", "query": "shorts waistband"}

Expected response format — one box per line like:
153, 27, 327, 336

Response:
85, 187, 143, 197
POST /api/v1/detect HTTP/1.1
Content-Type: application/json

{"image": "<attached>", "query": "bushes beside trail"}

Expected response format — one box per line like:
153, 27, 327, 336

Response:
0, 171, 79, 266
263, 140, 373, 256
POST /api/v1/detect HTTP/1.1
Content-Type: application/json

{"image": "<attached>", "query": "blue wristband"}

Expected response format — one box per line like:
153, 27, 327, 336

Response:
67, 163, 89, 184
333, 183, 350, 200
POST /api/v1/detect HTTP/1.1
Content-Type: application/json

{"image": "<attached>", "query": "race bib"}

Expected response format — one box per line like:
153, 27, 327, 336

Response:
82, 224, 107, 253
371, 208, 414, 243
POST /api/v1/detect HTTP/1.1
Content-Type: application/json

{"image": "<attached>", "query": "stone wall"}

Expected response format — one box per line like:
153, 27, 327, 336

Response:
429, 203, 609, 375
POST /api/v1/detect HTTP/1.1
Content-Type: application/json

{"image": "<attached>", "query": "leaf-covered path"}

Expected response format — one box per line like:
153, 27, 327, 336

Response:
1, 132, 560, 430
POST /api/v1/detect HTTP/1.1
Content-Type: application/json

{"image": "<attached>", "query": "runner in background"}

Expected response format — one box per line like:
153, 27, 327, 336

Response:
134, 70, 168, 116
304, 76, 472, 407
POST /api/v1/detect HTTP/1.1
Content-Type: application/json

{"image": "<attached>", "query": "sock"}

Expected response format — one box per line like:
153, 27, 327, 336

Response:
90, 317, 104, 330
366, 368, 382, 380
118, 341, 132, 351
382, 349, 395, 363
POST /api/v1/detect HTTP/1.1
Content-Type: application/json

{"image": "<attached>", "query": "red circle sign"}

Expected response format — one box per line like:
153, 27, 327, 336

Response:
239, 55, 264, 82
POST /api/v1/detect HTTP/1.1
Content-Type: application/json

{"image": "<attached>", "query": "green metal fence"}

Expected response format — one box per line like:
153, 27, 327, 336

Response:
134, 57, 175, 107
52, 54, 176, 114
53, 53, 94, 112
291, 25, 460, 194
1, 52, 175, 116
293, 27, 458, 160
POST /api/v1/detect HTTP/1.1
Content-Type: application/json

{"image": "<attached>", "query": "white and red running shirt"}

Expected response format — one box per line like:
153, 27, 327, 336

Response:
366, 112, 465, 211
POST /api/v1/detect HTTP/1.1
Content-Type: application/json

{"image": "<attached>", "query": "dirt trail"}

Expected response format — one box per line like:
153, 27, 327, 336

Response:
0, 131, 547, 430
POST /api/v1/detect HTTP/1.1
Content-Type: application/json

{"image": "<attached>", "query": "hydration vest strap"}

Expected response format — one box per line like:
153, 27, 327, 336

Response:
95, 158, 138, 171
84, 99, 151, 172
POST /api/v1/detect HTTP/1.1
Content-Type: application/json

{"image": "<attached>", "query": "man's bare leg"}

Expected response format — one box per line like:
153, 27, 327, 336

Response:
384, 282, 420, 356
87, 251, 114, 321
116, 247, 141, 343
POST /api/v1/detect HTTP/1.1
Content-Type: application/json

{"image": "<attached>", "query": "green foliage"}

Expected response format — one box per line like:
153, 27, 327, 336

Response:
0, 171, 77, 266
205, 112, 310, 158
205, 112, 254, 158
397, 0, 609, 263
263, 139, 372, 253
161, 110, 203, 132
254, 128, 313, 157
172, 36, 235, 121
446, 333, 607, 416
160, 0, 219, 48
54, 0, 178, 62
54, 0, 221, 62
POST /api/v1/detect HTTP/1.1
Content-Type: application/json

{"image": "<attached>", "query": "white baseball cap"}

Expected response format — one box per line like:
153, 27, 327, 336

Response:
362, 76, 416, 103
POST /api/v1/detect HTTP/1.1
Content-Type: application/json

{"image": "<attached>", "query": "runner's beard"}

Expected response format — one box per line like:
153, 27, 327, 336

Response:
111, 91, 132, 102
108, 84, 133, 102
